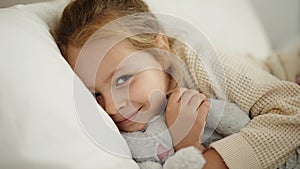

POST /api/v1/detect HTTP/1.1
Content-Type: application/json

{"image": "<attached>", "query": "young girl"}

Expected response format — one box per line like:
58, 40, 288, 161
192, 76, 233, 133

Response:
54, 0, 300, 168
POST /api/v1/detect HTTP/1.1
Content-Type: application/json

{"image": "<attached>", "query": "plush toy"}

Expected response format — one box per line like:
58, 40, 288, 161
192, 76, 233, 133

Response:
279, 147, 300, 169
122, 99, 251, 169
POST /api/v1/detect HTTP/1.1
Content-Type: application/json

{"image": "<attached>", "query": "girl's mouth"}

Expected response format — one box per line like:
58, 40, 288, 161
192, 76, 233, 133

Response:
116, 107, 142, 126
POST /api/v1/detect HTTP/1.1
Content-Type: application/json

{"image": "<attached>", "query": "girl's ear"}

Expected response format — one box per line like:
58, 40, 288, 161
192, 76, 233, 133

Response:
156, 34, 170, 51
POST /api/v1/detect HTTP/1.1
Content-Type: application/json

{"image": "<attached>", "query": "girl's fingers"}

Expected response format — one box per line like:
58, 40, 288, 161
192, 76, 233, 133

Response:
188, 92, 207, 108
168, 88, 187, 103
196, 100, 210, 123
180, 89, 199, 105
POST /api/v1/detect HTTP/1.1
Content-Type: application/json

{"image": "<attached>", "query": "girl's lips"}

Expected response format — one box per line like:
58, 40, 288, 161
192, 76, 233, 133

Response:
116, 108, 141, 126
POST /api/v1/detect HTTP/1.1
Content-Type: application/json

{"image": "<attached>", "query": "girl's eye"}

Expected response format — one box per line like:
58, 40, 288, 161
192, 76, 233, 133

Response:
92, 92, 105, 107
92, 92, 101, 99
116, 75, 132, 86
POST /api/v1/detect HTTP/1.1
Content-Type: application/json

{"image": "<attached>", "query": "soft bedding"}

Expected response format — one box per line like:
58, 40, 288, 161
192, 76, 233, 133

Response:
0, 1, 138, 168
0, 0, 287, 168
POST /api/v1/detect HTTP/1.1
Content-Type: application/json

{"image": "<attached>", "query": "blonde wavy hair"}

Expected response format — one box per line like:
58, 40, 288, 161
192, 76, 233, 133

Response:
53, 0, 195, 93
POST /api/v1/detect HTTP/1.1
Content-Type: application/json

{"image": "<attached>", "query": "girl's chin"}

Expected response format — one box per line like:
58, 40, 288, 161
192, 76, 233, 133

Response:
119, 122, 147, 132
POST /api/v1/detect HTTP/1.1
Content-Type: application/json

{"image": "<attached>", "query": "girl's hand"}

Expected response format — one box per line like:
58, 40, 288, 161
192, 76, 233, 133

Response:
165, 88, 210, 152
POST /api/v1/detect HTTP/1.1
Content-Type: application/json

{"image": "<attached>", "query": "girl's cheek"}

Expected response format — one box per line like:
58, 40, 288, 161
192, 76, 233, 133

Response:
131, 80, 159, 110
128, 78, 148, 101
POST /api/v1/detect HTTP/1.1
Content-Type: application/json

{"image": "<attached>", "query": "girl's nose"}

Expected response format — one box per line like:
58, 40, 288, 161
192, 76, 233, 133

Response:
103, 93, 127, 116
99, 87, 129, 116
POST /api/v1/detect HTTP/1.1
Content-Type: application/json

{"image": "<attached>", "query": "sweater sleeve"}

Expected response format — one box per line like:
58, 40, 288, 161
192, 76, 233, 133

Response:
183, 49, 300, 169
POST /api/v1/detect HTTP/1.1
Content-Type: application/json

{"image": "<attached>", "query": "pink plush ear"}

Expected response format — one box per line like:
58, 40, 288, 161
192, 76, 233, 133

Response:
157, 144, 171, 161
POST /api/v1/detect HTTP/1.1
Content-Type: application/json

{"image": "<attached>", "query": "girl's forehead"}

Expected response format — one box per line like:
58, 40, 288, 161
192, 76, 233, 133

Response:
99, 40, 162, 69
66, 45, 81, 69
67, 38, 164, 89
100, 44, 164, 75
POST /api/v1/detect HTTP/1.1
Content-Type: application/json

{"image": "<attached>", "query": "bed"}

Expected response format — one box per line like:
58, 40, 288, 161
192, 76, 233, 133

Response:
0, 0, 274, 168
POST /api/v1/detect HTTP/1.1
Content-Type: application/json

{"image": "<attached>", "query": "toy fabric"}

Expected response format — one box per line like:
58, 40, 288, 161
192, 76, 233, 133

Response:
279, 147, 300, 169
122, 99, 250, 169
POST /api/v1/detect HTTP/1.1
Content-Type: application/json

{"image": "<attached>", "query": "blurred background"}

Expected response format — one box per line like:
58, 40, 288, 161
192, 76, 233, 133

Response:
250, 0, 299, 50
1, 0, 299, 51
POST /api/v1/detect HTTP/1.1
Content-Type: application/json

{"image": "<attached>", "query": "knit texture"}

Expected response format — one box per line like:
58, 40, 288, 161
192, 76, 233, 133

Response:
180, 48, 300, 169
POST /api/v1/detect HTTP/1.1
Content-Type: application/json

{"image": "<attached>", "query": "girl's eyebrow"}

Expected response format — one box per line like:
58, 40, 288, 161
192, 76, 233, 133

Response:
86, 69, 117, 91
103, 69, 116, 84
86, 69, 119, 91
87, 65, 130, 90
104, 66, 127, 83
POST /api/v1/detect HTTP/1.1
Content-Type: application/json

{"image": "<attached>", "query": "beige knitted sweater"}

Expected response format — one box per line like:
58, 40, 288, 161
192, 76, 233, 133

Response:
180, 49, 300, 169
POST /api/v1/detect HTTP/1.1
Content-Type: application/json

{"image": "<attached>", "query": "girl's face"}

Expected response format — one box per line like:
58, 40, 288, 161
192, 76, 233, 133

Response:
67, 40, 170, 132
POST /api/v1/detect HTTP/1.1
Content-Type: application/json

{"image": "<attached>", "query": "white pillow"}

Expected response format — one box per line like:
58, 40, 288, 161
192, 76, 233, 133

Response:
2, 0, 273, 60
145, 0, 272, 59
0, 1, 138, 168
